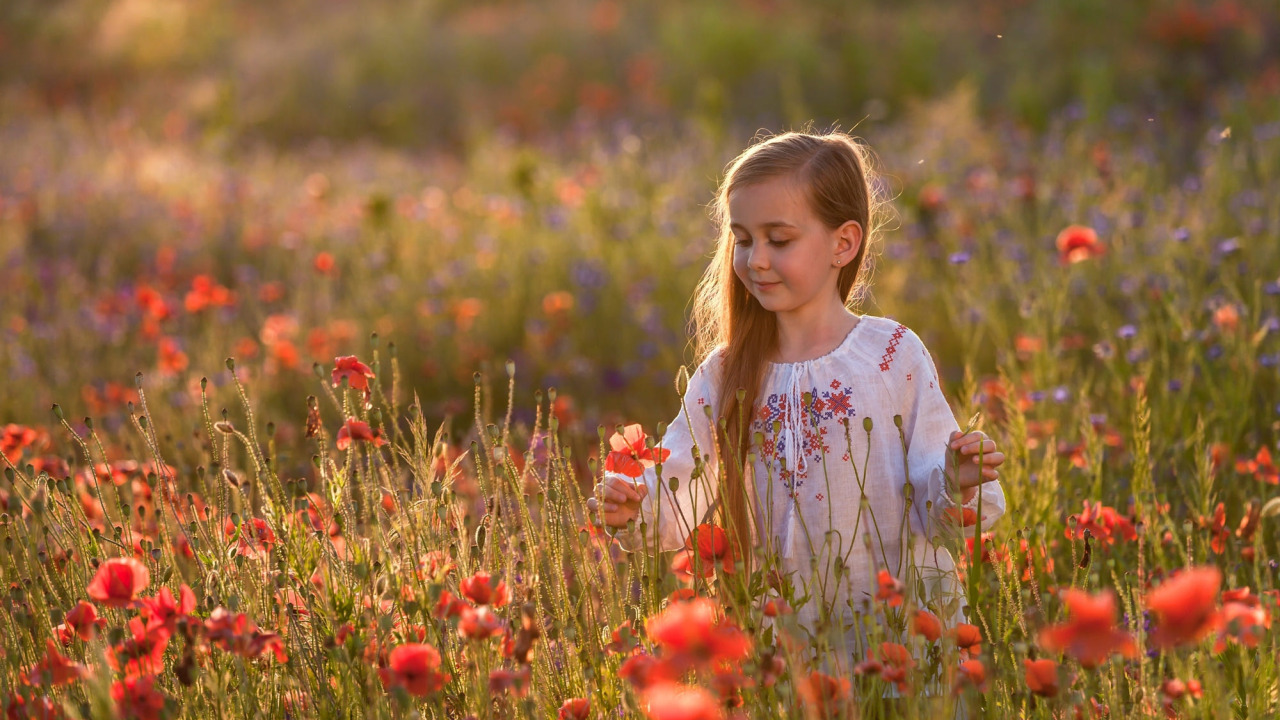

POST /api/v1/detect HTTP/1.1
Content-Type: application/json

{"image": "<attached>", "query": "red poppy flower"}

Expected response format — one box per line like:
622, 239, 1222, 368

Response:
1212, 600, 1271, 652
458, 606, 505, 640
222, 517, 278, 559
762, 598, 792, 617
107, 617, 170, 678
111, 675, 166, 720
1024, 658, 1060, 697
27, 639, 90, 686
605, 620, 638, 654
682, 523, 738, 576
1236, 446, 1279, 485
1200, 502, 1230, 555
139, 585, 196, 633
559, 697, 590, 720
4, 693, 61, 719
605, 424, 671, 478
951, 623, 983, 654
487, 666, 531, 697
955, 659, 987, 693
459, 571, 510, 608
1, 424, 39, 463
1056, 225, 1104, 265
644, 598, 752, 667
87, 557, 151, 608
335, 418, 386, 451
874, 643, 915, 692
1038, 589, 1137, 668
379, 643, 450, 697
331, 356, 375, 393
57, 601, 104, 644
911, 610, 943, 643
875, 570, 905, 607
618, 652, 681, 691
640, 682, 725, 720
433, 590, 470, 619
796, 670, 852, 716
1146, 566, 1222, 648
1069, 501, 1136, 546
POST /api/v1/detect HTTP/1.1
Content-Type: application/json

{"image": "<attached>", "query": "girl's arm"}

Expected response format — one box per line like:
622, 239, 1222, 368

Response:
608, 356, 724, 553
901, 333, 1006, 540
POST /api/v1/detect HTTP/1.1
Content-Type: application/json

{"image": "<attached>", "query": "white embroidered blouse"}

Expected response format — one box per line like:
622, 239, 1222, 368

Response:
610, 314, 1006, 656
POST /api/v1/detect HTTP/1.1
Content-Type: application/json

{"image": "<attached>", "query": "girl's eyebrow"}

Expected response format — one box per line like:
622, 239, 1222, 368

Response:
729, 221, 798, 231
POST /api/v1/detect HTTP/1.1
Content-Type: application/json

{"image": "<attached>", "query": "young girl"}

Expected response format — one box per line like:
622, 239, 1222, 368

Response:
589, 130, 1006, 668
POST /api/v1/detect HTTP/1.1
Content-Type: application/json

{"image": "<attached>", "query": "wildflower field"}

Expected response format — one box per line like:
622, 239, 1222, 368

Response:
4, 2, 1280, 719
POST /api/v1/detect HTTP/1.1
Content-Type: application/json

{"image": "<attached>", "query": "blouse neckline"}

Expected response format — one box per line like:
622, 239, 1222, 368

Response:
767, 315, 867, 368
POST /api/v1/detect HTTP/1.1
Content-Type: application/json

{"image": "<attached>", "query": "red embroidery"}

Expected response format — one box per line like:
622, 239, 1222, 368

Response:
815, 493, 825, 501
879, 324, 907, 372
830, 379, 841, 390
906, 373, 912, 381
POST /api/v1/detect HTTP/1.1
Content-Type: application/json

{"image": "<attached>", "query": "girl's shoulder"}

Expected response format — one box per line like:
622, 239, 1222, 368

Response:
846, 315, 941, 381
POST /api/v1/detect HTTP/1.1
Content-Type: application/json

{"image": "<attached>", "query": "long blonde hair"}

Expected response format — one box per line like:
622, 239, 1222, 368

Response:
690, 129, 886, 570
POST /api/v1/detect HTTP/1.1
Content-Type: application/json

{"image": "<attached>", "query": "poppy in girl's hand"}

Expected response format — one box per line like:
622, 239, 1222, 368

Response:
1037, 589, 1137, 667
87, 557, 151, 608
605, 423, 670, 478
1146, 566, 1222, 648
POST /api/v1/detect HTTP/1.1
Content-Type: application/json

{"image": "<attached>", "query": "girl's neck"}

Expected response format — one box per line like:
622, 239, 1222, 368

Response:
771, 302, 861, 364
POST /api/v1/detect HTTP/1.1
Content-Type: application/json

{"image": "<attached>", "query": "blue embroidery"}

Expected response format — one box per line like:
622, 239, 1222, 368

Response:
752, 385, 856, 495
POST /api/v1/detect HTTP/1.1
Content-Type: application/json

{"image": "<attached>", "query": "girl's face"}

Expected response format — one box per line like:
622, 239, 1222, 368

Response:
729, 174, 860, 320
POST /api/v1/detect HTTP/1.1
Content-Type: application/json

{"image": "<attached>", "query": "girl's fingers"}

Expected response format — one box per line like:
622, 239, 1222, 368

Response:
971, 451, 1005, 466
959, 439, 997, 455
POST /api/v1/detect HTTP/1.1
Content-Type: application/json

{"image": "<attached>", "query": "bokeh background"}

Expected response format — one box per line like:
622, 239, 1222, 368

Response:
1, 0, 1278, 437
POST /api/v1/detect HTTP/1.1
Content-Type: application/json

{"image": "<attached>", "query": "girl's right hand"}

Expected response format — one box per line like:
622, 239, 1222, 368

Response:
587, 476, 648, 529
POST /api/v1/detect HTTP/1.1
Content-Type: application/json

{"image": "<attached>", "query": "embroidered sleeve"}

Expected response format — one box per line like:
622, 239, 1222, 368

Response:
900, 331, 1005, 539
609, 352, 724, 553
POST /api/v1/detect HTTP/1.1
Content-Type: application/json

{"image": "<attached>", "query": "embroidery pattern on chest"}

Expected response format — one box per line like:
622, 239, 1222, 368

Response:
753, 384, 857, 498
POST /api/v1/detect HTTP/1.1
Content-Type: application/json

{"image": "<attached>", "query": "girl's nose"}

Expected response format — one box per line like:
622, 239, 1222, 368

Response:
747, 245, 769, 271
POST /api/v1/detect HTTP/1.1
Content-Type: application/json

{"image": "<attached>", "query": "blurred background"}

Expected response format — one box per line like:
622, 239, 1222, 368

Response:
0, 0, 1277, 445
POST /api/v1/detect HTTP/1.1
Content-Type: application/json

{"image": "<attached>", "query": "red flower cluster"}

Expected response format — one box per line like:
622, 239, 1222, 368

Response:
1146, 566, 1222, 649
605, 423, 671, 478
1068, 501, 1136, 546
1236, 446, 1279, 485
620, 597, 754, 712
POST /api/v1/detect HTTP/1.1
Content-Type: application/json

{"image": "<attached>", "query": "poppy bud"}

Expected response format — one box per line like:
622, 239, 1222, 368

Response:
215, 422, 235, 434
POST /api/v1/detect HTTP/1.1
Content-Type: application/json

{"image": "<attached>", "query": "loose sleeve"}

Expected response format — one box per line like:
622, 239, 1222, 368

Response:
900, 332, 1005, 541
609, 353, 724, 553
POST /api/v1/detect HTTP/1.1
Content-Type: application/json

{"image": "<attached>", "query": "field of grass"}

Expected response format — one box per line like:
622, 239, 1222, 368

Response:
3, 2, 1280, 718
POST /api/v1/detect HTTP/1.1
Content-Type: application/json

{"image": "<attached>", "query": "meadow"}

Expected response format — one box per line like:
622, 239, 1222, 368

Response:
4, 1, 1280, 718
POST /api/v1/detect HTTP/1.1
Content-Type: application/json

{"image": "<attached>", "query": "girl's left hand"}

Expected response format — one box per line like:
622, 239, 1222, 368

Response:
946, 430, 1005, 490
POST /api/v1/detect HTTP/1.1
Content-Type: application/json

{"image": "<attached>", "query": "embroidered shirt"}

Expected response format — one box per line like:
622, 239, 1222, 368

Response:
610, 315, 1006, 655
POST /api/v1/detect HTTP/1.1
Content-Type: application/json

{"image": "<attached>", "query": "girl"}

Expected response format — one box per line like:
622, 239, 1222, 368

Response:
589, 130, 1006, 670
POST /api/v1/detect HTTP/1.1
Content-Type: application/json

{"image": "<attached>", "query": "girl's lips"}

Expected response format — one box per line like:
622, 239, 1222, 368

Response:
755, 281, 780, 290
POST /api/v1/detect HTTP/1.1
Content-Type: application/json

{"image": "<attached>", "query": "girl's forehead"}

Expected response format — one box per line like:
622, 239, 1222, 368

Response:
727, 175, 813, 224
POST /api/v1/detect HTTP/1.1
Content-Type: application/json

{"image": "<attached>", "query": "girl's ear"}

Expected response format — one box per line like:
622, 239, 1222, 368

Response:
834, 220, 863, 263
